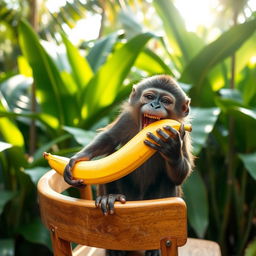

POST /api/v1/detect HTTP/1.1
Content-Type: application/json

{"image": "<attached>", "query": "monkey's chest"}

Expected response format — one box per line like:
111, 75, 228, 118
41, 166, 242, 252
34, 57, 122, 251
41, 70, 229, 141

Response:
108, 153, 175, 200
130, 153, 166, 188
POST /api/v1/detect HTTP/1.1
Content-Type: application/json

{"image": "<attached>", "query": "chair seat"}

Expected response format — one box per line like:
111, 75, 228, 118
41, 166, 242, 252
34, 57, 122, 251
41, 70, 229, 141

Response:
179, 238, 221, 256
73, 238, 221, 256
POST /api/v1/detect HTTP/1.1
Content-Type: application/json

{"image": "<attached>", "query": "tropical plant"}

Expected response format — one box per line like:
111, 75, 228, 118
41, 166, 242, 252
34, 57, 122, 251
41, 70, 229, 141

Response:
0, 0, 256, 255
152, 1, 256, 255
0, 15, 167, 255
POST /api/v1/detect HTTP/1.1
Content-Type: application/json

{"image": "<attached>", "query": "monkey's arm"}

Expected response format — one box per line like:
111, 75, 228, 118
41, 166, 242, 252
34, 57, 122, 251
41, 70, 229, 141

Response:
64, 113, 136, 187
144, 125, 192, 185
63, 133, 118, 187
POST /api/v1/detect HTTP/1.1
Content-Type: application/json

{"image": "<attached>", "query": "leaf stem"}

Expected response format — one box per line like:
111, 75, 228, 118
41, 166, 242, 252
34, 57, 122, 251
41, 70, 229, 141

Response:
207, 149, 220, 229
28, 0, 38, 157
219, 116, 235, 249
238, 198, 256, 255
219, 11, 238, 251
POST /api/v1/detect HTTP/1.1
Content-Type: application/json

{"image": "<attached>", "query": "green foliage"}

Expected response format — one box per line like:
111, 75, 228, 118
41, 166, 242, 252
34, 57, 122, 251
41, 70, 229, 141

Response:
81, 32, 155, 123
154, 0, 204, 67
190, 107, 221, 155
19, 20, 77, 129
239, 153, 256, 180
0, 191, 16, 215
0, 239, 14, 256
87, 33, 119, 72
1, 1, 256, 255
17, 218, 52, 250
245, 239, 256, 256
183, 171, 209, 238
181, 19, 256, 105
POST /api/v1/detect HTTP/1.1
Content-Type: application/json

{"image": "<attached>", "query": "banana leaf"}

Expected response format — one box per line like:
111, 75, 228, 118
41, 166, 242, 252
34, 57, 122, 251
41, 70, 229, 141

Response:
87, 32, 119, 72
245, 239, 256, 256
239, 153, 256, 180
0, 142, 12, 152
61, 33, 93, 91
81, 32, 155, 124
191, 107, 221, 155
183, 170, 209, 238
153, 0, 204, 69
181, 18, 256, 97
18, 20, 79, 129
135, 48, 173, 75
0, 239, 14, 256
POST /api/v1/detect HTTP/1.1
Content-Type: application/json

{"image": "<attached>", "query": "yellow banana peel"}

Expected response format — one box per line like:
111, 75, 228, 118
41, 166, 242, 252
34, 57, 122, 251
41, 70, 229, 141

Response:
43, 119, 192, 184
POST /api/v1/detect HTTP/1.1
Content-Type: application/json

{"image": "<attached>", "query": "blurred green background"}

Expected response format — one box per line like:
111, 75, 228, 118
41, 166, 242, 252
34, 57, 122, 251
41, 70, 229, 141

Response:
0, 0, 256, 255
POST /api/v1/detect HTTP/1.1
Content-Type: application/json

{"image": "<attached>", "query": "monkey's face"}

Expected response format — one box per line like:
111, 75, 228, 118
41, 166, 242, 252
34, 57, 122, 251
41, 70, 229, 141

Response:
139, 88, 178, 129
129, 76, 190, 130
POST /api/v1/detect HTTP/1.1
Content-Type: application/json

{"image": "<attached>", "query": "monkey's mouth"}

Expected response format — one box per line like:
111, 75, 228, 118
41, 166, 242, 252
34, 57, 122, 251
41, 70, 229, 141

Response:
142, 114, 162, 129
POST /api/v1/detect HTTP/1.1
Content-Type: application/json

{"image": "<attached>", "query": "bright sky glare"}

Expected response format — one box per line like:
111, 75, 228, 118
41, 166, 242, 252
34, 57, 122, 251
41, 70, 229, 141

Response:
64, 14, 101, 44
174, 0, 218, 32
45, 0, 256, 44
45, 0, 101, 44
45, 0, 66, 13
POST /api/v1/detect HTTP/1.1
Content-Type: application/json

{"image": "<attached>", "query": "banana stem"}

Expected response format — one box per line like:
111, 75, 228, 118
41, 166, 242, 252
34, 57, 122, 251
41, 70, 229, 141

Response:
184, 124, 192, 132
43, 152, 50, 160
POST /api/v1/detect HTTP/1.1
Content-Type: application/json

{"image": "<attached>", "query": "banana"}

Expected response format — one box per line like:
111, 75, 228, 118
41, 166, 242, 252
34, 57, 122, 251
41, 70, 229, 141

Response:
43, 119, 192, 184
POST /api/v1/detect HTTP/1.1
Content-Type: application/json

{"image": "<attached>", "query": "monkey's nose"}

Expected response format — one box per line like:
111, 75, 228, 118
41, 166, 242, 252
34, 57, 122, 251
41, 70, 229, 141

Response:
150, 102, 161, 109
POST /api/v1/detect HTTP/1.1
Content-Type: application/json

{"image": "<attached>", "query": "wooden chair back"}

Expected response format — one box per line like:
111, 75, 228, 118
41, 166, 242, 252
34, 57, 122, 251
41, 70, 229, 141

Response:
37, 170, 187, 256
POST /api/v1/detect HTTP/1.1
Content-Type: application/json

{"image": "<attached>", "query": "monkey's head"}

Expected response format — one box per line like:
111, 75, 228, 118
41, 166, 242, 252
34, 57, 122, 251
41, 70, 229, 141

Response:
129, 75, 190, 130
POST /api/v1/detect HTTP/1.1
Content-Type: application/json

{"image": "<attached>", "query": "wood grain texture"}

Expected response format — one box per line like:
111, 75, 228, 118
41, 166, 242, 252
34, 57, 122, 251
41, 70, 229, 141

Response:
38, 171, 187, 252
80, 185, 93, 200
160, 238, 178, 256
50, 229, 72, 256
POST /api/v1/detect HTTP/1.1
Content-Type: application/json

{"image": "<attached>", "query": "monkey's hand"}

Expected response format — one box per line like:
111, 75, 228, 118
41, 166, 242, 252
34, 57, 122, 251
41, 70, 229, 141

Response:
63, 157, 86, 188
95, 194, 126, 215
144, 124, 185, 163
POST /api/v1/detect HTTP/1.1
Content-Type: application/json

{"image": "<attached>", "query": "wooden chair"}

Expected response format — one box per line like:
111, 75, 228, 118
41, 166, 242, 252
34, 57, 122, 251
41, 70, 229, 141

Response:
37, 170, 221, 256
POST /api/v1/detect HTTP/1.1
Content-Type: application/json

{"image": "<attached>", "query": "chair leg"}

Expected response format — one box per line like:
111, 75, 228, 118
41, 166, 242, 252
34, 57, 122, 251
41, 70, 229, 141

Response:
50, 226, 72, 256
80, 185, 93, 200
160, 238, 178, 256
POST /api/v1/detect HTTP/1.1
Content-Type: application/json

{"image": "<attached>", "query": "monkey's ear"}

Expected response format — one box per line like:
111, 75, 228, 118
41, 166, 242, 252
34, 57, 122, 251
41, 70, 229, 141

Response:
182, 99, 190, 116
128, 86, 137, 103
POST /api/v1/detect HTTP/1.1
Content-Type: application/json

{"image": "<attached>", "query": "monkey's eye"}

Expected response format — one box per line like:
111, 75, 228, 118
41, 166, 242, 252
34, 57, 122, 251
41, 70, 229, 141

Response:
161, 98, 172, 105
144, 94, 155, 100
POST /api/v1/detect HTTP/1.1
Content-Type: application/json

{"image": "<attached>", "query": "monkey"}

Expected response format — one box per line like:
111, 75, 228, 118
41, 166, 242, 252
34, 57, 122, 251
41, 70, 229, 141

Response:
63, 75, 194, 256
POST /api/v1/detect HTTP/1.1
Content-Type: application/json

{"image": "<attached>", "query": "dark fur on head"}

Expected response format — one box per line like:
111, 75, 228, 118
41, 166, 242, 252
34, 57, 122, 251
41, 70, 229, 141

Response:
131, 75, 188, 99
129, 75, 190, 119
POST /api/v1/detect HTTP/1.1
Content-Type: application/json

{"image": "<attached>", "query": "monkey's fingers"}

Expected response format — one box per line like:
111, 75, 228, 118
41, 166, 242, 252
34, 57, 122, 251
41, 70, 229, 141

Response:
107, 194, 116, 215
146, 132, 165, 146
144, 139, 161, 151
179, 124, 186, 139
95, 194, 126, 215
63, 165, 73, 183
63, 165, 85, 188
99, 196, 108, 216
163, 125, 180, 139
95, 196, 101, 208
65, 176, 85, 188
156, 128, 170, 141
108, 194, 126, 215
116, 194, 126, 204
